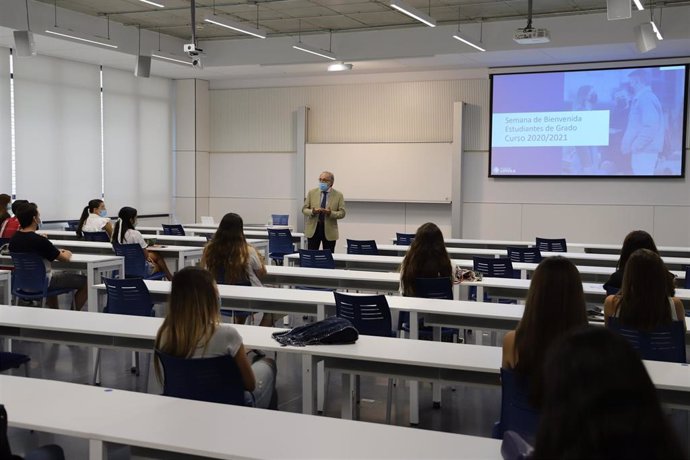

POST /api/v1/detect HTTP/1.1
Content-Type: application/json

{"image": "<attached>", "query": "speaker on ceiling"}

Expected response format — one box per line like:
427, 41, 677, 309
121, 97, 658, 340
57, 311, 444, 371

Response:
135, 54, 151, 78
636, 23, 657, 53
13, 30, 36, 57
607, 0, 632, 20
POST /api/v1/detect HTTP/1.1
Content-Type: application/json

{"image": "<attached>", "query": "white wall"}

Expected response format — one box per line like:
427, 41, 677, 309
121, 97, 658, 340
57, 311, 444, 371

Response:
206, 75, 690, 246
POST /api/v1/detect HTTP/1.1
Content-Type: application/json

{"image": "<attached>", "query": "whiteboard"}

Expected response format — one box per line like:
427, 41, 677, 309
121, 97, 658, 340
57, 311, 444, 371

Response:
305, 143, 453, 202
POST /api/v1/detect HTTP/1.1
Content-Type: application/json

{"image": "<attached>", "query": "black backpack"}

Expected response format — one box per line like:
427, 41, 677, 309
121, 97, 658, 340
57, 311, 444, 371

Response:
272, 316, 358, 347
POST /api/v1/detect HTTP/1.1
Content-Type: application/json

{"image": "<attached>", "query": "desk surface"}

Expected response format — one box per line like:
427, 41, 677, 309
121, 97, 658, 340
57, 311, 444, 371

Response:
1, 375, 501, 460
0, 253, 122, 264
49, 239, 201, 254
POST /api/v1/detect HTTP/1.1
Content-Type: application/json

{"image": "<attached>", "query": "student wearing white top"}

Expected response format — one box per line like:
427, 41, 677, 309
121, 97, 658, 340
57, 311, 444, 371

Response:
112, 206, 172, 280
154, 267, 277, 409
76, 199, 113, 239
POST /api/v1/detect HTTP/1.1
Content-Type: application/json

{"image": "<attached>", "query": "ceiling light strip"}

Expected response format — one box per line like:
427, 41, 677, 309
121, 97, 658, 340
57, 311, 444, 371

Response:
650, 20, 663, 40
633, 0, 644, 10
45, 28, 118, 49
452, 34, 486, 52
389, 0, 436, 27
151, 52, 193, 65
204, 14, 266, 39
140, 0, 165, 7
292, 44, 336, 60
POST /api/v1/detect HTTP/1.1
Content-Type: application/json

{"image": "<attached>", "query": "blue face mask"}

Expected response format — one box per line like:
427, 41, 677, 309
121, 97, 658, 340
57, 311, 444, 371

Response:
99, 210, 107, 218
319, 182, 329, 192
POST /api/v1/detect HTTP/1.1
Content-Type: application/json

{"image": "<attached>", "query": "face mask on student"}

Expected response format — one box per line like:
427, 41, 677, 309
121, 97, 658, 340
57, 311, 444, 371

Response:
319, 182, 329, 192
99, 210, 108, 218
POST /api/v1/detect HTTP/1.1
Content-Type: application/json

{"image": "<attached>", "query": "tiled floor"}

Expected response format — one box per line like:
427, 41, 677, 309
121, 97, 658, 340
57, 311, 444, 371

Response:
4, 321, 689, 459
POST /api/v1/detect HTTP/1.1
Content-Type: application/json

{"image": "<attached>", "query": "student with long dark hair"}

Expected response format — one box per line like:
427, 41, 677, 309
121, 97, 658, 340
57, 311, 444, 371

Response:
76, 199, 113, 238
532, 327, 686, 460
201, 212, 275, 326
502, 256, 588, 405
604, 248, 685, 331
399, 222, 452, 296
603, 230, 674, 294
154, 267, 276, 409
112, 206, 172, 280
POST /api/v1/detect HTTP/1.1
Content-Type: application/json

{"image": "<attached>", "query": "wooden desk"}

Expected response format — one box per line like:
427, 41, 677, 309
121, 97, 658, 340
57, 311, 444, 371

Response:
1, 375, 502, 460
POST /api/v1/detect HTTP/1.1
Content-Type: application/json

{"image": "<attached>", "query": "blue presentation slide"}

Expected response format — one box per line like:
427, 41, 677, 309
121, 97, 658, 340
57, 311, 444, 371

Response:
490, 65, 687, 177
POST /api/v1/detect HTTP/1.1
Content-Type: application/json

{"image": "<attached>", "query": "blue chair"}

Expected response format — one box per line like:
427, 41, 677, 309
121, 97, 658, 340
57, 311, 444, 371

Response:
473, 257, 515, 302
82, 231, 109, 242
398, 277, 458, 343
156, 351, 247, 406
492, 368, 540, 442
299, 249, 335, 269
10, 252, 75, 307
271, 214, 289, 226
604, 285, 620, 296
215, 268, 253, 322
507, 246, 542, 264
0, 237, 8, 247
346, 239, 378, 255
535, 237, 567, 252
112, 244, 166, 280
334, 292, 394, 423
268, 228, 296, 265
93, 278, 155, 383
608, 317, 686, 363
395, 233, 415, 245
162, 224, 185, 236
684, 265, 690, 290
64, 220, 79, 231
0, 352, 30, 375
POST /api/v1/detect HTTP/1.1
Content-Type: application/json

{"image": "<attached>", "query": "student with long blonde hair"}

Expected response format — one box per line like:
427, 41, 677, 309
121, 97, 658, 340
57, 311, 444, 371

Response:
154, 267, 276, 409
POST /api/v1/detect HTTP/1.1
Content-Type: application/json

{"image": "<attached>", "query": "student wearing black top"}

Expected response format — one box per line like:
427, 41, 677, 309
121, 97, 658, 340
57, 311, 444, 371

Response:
9, 202, 87, 309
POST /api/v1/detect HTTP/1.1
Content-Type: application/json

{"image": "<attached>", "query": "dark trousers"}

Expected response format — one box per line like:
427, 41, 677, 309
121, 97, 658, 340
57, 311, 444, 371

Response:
308, 221, 336, 252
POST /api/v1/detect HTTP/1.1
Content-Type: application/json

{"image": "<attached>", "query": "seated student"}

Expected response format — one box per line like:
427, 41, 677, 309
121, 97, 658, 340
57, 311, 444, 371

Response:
201, 212, 275, 327
399, 222, 452, 296
111, 206, 172, 280
502, 257, 588, 406
603, 230, 674, 294
154, 267, 277, 409
76, 199, 113, 239
604, 248, 686, 331
8, 202, 87, 309
0, 193, 10, 228
531, 327, 686, 460
0, 199, 28, 239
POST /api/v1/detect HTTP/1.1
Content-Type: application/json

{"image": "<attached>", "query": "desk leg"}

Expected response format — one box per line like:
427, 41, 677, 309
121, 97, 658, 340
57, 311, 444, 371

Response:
302, 354, 317, 414
89, 439, 105, 460
3, 279, 9, 305
87, 266, 98, 313
476, 285, 484, 302
316, 302, 326, 412
341, 373, 355, 419
179, 253, 185, 271
432, 326, 442, 408
520, 270, 527, 280
409, 312, 419, 426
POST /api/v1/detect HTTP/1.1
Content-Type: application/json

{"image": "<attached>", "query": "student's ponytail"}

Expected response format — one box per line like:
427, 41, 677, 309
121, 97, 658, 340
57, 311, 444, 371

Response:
76, 206, 90, 237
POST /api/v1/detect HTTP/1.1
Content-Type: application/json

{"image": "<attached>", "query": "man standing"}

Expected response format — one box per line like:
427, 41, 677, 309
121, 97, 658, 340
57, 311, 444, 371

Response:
8, 202, 88, 309
621, 69, 664, 175
302, 171, 346, 252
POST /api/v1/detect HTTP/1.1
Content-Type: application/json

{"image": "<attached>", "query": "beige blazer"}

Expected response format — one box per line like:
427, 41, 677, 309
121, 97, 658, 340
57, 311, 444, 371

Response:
301, 188, 346, 241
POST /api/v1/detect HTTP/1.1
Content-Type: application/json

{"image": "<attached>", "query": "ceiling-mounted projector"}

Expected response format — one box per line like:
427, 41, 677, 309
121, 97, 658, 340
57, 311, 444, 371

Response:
513, 27, 550, 44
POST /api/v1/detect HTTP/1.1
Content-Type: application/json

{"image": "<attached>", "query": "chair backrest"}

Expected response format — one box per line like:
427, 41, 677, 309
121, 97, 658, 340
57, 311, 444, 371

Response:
0, 238, 8, 247
608, 317, 686, 363
334, 292, 392, 337
299, 249, 335, 269
495, 368, 540, 441
162, 224, 185, 236
535, 237, 567, 252
604, 285, 620, 296
346, 239, 379, 255
104, 277, 153, 316
267, 228, 295, 255
112, 243, 148, 278
65, 220, 80, 231
507, 246, 542, 264
10, 252, 48, 294
395, 233, 415, 246
156, 351, 246, 406
473, 257, 515, 278
271, 214, 289, 226
82, 231, 110, 242
684, 265, 690, 290
414, 277, 453, 300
